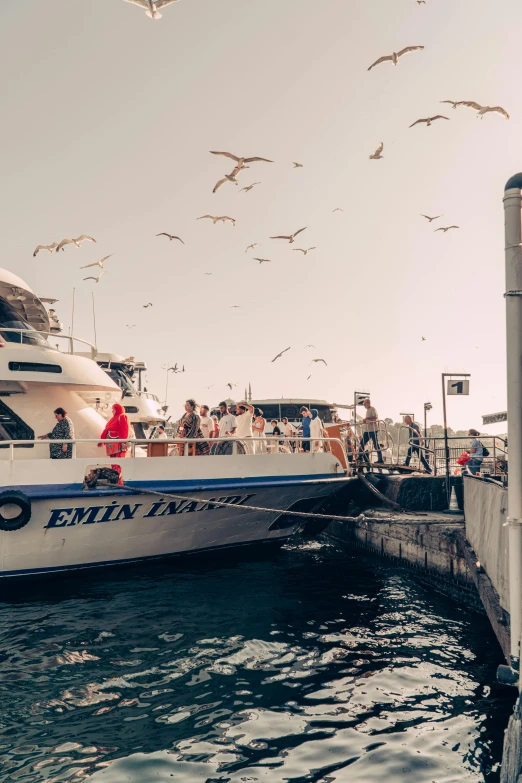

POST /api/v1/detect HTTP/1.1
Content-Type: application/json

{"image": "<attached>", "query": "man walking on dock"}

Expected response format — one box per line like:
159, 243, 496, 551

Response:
361, 398, 383, 464
403, 415, 431, 473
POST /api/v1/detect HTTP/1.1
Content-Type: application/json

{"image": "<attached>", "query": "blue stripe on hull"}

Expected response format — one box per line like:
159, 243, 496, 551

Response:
0, 474, 350, 500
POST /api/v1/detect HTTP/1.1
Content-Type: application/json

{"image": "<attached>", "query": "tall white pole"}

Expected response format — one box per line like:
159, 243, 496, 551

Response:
504, 175, 522, 680
91, 292, 98, 354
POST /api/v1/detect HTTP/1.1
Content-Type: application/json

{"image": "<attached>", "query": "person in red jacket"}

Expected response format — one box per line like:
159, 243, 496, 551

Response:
99, 403, 130, 458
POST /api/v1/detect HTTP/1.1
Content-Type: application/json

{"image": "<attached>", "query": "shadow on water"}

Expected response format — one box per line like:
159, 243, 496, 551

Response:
0, 537, 516, 783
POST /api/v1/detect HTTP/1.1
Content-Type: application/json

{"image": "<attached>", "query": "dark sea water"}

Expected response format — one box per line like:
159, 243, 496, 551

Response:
0, 540, 515, 783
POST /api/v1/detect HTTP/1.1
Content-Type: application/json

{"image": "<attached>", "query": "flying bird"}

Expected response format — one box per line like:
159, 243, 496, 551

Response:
122, 0, 181, 19
126, 324, 136, 329
80, 254, 114, 270
307, 375, 312, 381
435, 226, 459, 232
458, 101, 510, 119
293, 162, 304, 168
369, 142, 384, 159
440, 100, 461, 109
417, 1, 426, 4
33, 242, 58, 256
212, 173, 240, 193
422, 336, 426, 341
56, 235, 96, 252
83, 271, 106, 283
332, 208, 343, 213
253, 258, 271, 264
227, 382, 237, 391
245, 243, 259, 252
156, 233, 184, 243
293, 247, 316, 255
210, 151, 273, 167
368, 46, 424, 71
270, 227, 307, 244
421, 214, 443, 222
305, 344, 315, 348
409, 115, 449, 128
272, 347, 291, 362
197, 215, 235, 226
230, 305, 242, 309
143, 302, 153, 308
239, 183, 261, 193
204, 272, 212, 275
312, 358, 327, 366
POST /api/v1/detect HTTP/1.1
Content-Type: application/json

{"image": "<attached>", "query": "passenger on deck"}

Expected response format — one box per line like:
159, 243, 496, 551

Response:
199, 405, 214, 440
299, 407, 312, 452
253, 407, 266, 453
361, 398, 383, 464
177, 400, 210, 456
218, 402, 237, 437
210, 415, 220, 438
154, 425, 167, 439
403, 415, 431, 473
467, 429, 484, 475
99, 403, 131, 458
235, 402, 254, 453
38, 407, 75, 459
310, 409, 325, 453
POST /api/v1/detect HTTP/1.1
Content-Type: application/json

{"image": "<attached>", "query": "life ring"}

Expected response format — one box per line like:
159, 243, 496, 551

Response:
0, 490, 31, 531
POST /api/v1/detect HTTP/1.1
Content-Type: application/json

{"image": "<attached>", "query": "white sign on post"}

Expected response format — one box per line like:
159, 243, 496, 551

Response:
447, 379, 470, 396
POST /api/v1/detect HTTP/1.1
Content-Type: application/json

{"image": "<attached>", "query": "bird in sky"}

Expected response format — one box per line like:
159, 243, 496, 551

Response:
307, 375, 312, 381
80, 254, 114, 270
156, 233, 184, 243
245, 243, 259, 252
83, 271, 106, 283
126, 324, 136, 328
33, 242, 58, 256
272, 347, 291, 362
293, 247, 316, 255
293, 162, 304, 168
168, 364, 178, 373
122, 0, 181, 20
56, 235, 96, 252
368, 46, 424, 71
409, 115, 449, 128
422, 336, 426, 341
239, 183, 261, 193
197, 215, 236, 226
312, 358, 328, 366
212, 173, 240, 193
227, 382, 237, 391
143, 302, 153, 308
230, 305, 242, 309
204, 272, 212, 275
210, 151, 273, 167
417, 1, 426, 4
421, 214, 443, 222
458, 102, 510, 119
332, 208, 343, 213
206, 384, 214, 390
369, 142, 384, 159
440, 100, 461, 110
253, 258, 271, 264
305, 344, 315, 348
270, 227, 307, 244
435, 226, 459, 232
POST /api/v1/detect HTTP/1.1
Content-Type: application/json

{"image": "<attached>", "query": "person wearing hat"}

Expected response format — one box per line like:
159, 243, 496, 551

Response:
467, 429, 484, 475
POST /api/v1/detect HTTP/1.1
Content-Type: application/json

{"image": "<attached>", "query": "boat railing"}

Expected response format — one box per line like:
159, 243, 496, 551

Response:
0, 328, 97, 358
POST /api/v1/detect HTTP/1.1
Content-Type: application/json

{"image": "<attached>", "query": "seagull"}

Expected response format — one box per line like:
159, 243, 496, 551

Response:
33, 242, 58, 256
80, 254, 114, 270
210, 151, 273, 167
312, 358, 327, 366
227, 382, 237, 391
435, 226, 459, 232
206, 384, 214, 390
253, 258, 271, 264
197, 215, 235, 226
409, 115, 449, 127
239, 183, 261, 193
245, 243, 259, 253
122, 0, 181, 20
272, 347, 291, 362
440, 100, 461, 110
458, 102, 510, 119
168, 364, 179, 373
293, 247, 316, 255
126, 324, 136, 328
368, 46, 424, 71
143, 302, 153, 308
83, 271, 106, 283
421, 214, 443, 222
307, 375, 312, 381
332, 208, 344, 213
56, 235, 96, 252
212, 173, 240, 193
204, 272, 212, 275
417, 1, 426, 4
156, 233, 184, 243
422, 336, 426, 341
230, 305, 242, 309
293, 162, 304, 168
305, 344, 315, 348
369, 142, 384, 159
270, 227, 307, 244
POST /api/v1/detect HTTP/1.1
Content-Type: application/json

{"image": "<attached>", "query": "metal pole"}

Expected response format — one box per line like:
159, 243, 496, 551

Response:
504, 175, 522, 678
71, 287, 75, 352
442, 373, 450, 503
91, 292, 98, 353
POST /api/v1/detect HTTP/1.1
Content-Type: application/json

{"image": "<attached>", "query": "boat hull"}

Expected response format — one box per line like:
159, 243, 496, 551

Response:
0, 478, 349, 578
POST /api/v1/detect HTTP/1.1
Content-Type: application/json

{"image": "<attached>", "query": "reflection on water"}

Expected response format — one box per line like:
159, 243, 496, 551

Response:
0, 540, 515, 782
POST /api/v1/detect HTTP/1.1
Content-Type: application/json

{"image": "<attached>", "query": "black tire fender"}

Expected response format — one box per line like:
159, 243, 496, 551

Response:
0, 490, 31, 532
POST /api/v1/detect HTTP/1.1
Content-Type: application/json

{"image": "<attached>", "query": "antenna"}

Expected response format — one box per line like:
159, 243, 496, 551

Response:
91, 292, 98, 353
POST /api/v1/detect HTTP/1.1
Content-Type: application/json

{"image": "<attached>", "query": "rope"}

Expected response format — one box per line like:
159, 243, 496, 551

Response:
118, 482, 398, 525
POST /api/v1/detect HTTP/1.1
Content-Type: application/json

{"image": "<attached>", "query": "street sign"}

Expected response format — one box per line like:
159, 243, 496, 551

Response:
447, 379, 470, 396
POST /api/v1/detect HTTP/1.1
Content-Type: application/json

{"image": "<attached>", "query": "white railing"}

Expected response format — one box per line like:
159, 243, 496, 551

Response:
0, 328, 96, 358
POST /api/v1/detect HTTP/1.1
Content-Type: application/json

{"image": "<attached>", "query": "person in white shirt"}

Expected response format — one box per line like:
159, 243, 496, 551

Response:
310, 409, 325, 452
234, 401, 254, 453
199, 405, 214, 441
218, 402, 237, 437
282, 417, 295, 452
154, 425, 167, 440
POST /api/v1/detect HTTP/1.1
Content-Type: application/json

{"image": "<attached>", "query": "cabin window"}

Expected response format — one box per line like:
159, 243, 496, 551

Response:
9, 361, 62, 374
124, 406, 139, 414
253, 404, 280, 420
0, 399, 34, 448
281, 405, 299, 420
0, 299, 49, 347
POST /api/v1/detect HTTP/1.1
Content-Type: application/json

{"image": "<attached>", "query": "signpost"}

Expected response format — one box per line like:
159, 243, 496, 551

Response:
441, 372, 470, 503
424, 401, 432, 439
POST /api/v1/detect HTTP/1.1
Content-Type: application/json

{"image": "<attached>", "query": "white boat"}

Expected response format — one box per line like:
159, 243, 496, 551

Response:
0, 269, 352, 578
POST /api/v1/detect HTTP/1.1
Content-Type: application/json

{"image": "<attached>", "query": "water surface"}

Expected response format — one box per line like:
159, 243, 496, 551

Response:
0, 540, 514, 782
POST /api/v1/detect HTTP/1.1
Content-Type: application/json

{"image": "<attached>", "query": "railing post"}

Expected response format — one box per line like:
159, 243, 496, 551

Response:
232, 439, 237, 455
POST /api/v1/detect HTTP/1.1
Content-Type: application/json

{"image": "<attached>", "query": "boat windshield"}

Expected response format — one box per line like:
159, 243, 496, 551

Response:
0, 299, 49, 347
104, 368, 136, 394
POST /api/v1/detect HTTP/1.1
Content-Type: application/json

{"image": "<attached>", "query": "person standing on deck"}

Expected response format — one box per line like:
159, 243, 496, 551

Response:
361, 398, 383, 464
252, 407, 266, 453
310, 409, 325, 452
467, 429, 484, 475
403, 415, 431, 472
300, 407, 312, 452
218, 402, 237, 437
99, 403, 130, 459
199, 405, 214, 441
38, 407, 74, 459
235, 402, 254, 453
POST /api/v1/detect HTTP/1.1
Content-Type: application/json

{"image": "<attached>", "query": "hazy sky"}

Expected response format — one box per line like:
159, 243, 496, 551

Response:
1, 0, 521, 430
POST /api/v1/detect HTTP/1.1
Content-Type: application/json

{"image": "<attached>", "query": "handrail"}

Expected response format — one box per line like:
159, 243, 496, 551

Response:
0, 328, 96, 358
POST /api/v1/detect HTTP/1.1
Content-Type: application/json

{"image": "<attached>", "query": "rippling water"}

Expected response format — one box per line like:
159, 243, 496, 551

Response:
0, 540, 515, 782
